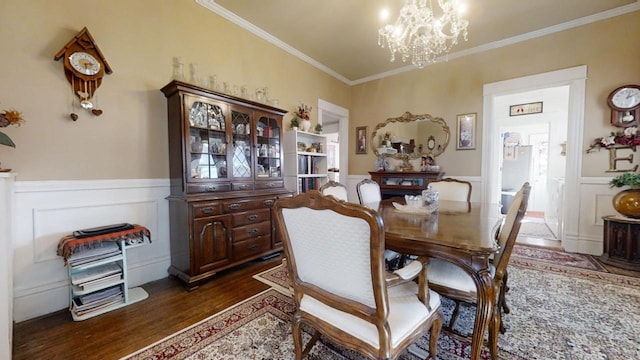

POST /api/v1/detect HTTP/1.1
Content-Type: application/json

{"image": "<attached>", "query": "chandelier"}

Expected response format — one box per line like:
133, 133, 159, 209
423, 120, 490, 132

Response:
378, 0, 469, 68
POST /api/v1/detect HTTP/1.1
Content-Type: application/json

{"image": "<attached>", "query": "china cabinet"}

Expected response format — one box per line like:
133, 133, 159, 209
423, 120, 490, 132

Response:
283, 130, 328, 193
162, 81, 291, 290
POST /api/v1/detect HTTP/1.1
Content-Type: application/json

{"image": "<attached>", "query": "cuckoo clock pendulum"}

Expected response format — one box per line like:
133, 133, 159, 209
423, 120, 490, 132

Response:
54, 27, 113, 121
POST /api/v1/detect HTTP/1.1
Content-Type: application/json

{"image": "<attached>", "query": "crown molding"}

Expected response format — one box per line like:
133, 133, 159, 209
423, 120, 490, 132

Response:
198, 0, 640, 86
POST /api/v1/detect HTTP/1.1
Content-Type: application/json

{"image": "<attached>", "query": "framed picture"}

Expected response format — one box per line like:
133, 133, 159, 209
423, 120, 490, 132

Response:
356, 126, 367, 154
509, 101, 543, 116
456, 113, 476, 150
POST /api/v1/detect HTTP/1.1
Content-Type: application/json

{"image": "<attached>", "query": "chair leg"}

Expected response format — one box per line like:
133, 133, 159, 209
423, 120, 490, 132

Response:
448, 301, 461, 330
292, 317, 304, 360
300, 330, 321, 359
488, 303, 501, 360
428, 314, 443, 360
500, 270, 510, 314
498, 273, 509, 334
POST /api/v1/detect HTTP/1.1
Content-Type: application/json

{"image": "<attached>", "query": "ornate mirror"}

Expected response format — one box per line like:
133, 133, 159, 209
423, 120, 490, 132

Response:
371, 112, 450, 166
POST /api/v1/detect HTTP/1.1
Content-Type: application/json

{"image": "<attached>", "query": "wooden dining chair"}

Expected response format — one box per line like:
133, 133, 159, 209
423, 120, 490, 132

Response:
356, 178, 404, 270
426, 182, 530, 359
274, 191, 444, 360
427, 178, 472, 202
319, 180, 349, 201
356, 178, 381, 205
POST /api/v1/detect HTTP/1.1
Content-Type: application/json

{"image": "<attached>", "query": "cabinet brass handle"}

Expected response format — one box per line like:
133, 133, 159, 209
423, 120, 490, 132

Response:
263, 199, 274, 207
248, 244, 259, 250
201, 207, 214, 214
229, 203, 241, 210
205, 185, 216, 191
248, 228, 259, 235
247, 214, 259, 221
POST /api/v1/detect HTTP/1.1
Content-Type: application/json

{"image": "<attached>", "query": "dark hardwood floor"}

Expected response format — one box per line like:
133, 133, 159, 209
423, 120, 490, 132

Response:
12, 254, 284, 360
13, 237, 640, 360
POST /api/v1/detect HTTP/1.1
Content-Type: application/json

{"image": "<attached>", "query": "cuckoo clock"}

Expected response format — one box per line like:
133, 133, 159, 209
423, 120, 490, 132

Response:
608, 84, 640, 128
54, 27, 113, 120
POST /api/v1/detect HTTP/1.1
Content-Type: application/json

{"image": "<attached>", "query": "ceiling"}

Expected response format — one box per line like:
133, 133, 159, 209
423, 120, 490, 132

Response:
199, 0, 639, 85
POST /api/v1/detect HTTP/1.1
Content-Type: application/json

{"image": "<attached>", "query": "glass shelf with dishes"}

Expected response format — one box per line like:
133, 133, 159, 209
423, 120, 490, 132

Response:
188, 101, 229, 180
256, 114, 282, 179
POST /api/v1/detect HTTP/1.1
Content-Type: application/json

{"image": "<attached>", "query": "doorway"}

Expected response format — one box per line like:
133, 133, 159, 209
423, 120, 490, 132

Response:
481, 66, 587, 251
494, 86, 569, 242
318, 99, 349, 184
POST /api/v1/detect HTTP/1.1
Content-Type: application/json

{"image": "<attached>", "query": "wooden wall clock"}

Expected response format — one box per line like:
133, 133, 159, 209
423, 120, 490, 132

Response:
608, 84, 640, 128
54, 27, 113, 119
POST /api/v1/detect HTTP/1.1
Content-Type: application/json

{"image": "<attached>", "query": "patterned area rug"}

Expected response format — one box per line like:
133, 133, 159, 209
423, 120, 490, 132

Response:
511, 244, 607, 272
518, 220, 556, 239
122, 261, 640, 360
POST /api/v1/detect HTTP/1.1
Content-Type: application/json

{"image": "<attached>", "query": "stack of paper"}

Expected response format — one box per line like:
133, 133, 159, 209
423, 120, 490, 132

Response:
68, 242, 122, 268
71, 285, 124, 317
71, 262, 123, 296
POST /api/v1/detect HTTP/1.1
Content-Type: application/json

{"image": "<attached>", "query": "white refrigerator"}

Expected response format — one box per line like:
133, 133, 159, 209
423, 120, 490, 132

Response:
501, 145, 532, 213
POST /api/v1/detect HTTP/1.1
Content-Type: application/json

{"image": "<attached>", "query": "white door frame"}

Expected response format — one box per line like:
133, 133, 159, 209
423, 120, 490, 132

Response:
318, 99, 349, 183
481, 65, 586, 250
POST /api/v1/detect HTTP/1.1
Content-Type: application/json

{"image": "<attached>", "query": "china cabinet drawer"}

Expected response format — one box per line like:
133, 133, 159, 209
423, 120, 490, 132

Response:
222, 197, 276, 213
255, 181, 283, 190
232, 208, 271, 227
232, 182, 254, 191
187, 183, 231, 194
192, 202, 222, 218
232, 236, 271, 261
233, 221, 271, 242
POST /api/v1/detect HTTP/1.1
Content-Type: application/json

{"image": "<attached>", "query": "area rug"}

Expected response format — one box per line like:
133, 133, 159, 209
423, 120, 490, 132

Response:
123, 264, 640, 360
511, 244, 607, 272
518, 220, 555, 239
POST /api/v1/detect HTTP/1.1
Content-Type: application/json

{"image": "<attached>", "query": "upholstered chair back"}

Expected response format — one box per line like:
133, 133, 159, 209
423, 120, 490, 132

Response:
356, 179, 382, 205
319, 180, 348, 201
428, 178, 472, 202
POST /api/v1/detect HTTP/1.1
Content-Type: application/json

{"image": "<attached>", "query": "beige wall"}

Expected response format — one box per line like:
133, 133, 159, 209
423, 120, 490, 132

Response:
1, 1, 639, 180
0, 0, 350, 180
349, 11, 640, 177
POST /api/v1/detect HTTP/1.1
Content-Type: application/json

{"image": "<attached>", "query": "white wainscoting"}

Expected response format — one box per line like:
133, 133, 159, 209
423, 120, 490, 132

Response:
12, 179, 171, 322
571, 177, 619, 255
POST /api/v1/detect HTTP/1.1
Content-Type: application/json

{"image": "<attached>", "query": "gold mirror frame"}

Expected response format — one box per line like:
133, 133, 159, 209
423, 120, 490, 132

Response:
370, 111, 450, 160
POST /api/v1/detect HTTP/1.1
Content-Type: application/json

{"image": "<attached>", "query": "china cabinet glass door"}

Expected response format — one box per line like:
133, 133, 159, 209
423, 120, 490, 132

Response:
231, 107, 252, 178
186, 97, 229, 181
256, 113, 281, 178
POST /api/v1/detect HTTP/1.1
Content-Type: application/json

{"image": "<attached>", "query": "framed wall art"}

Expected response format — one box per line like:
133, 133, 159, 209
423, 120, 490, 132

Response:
356, 126, 367, 154
456, 113, 476, 150
509, 101, 543, 116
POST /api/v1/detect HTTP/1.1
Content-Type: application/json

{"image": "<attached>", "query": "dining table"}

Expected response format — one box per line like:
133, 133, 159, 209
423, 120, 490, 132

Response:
367, 199, 504, 360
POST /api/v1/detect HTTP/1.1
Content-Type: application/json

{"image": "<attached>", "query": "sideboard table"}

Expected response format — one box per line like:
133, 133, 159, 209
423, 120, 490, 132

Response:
369, 171, 443, 199
601, 215, 640, 271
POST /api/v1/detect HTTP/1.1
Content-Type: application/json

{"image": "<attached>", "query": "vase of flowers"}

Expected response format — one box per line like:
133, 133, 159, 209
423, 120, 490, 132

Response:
294, 103, 312, 132
0, 107, 25, 171
0, 108, 25, 148
610, 172, 640, 218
